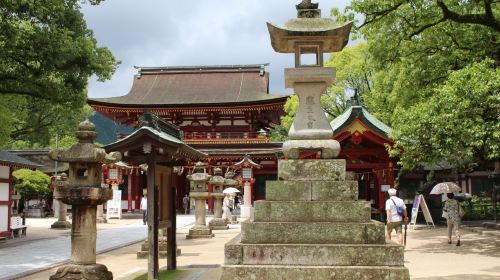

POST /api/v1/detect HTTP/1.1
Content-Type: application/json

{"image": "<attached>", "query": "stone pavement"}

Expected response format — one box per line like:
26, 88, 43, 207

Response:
18, 222, 500, 280
22, 220, 241, 280
0, 215, 197, 280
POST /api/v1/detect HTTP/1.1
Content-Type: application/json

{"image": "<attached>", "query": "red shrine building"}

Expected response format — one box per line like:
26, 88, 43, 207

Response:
88, 64, 287, 211
330, 100, 396, 216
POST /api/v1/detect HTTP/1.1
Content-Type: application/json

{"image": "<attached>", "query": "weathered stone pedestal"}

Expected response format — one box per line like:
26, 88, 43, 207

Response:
186, 192, 214, 239
209, 193, 228, 230
220, 159, 410, 280
51, 199, 71, 229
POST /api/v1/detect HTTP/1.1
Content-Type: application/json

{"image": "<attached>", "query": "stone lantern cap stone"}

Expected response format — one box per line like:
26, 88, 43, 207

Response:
49, 119, 121, 164
266, 0, 352, 53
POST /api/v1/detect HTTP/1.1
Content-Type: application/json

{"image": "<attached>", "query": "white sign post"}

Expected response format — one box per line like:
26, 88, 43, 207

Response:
409, 194, 435, 229
107, 190, 122, 219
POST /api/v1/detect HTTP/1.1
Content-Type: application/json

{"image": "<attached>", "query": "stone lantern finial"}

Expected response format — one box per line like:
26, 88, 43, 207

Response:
75, 119, 97, 143
296, 0, 320, 18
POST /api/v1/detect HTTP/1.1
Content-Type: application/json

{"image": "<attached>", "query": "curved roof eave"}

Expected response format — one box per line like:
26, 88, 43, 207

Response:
330, 106, 392, 139
87, 95, 289, 109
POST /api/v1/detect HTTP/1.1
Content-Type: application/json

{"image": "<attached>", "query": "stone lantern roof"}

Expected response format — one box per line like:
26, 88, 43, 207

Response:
266, 0, 352, 53
49, 119, 121, 164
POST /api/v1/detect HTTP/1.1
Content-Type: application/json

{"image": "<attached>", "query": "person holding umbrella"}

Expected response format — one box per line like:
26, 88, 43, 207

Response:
385, 188, 409, 245
443, 192, 463, 246
430, 182, 463, 246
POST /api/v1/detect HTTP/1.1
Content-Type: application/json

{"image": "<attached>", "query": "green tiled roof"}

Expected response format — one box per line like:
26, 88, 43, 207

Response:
330, 105, 392, 138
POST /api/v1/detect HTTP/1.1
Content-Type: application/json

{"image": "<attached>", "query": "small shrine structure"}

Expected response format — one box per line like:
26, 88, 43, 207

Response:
0, 151, 41, 238
104, 110, 205, 279
330, 95, 396, 216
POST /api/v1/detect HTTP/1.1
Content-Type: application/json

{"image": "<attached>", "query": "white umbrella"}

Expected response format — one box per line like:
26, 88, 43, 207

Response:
430, 182, 461, 195
223, 187, 240, 194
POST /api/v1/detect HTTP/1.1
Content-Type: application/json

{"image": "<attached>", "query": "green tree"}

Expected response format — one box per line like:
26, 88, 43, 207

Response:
389, 60, 500, 171
0, 0, 117, 148
342, 0, 499, 171
13, 169, 51, 214
0, 0, 117, 105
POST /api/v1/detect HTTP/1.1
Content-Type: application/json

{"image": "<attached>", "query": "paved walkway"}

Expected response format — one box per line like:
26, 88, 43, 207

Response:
0, 215, 196, 280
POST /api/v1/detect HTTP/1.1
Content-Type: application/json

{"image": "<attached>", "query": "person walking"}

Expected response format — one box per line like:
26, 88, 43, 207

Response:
182, 193, 189, 214
385, 188, 408, 245
140, 195, 147, 225
443, 192, 462, 246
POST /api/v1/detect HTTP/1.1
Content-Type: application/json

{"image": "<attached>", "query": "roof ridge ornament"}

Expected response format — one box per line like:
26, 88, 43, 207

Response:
296, 0, 320, 18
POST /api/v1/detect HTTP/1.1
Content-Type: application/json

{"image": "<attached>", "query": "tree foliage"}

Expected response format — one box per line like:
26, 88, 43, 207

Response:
12, 169, 51, 200
389, 60, 500, 170
0, 0, 117, 148
342, 0, 500, 171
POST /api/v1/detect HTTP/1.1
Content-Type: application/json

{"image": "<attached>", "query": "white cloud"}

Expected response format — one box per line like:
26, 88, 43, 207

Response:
83, 0, 351, 98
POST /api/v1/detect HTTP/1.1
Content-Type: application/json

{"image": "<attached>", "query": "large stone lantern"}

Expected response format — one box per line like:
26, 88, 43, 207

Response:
186, 162, 214, 239
48, 120, 121, 280
208, 167, 228, 230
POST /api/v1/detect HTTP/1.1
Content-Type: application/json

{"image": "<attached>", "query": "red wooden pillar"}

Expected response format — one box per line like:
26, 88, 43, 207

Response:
251, 182, 255, 204
376, 170, 385, 214
127, 172, 133, 213
134, 172, 141, 211
171, 173, 181, 212
207, 165, 213, 213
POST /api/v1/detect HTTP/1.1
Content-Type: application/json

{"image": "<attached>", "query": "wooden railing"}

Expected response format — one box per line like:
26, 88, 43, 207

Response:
182, 131, 269, 144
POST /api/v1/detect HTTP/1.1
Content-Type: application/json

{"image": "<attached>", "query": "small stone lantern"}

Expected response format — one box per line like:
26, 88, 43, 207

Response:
234, 155, 261, 219
50, 173, 71, 229
186, 162, 214, 239
208, 167, 228, 230
48, 120, 121, 280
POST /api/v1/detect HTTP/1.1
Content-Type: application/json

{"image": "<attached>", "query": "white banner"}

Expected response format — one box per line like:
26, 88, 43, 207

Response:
107, 190, 122, 219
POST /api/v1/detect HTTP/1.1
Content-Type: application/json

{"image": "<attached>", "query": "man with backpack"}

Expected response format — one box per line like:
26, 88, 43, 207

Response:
385, 188, 409, 245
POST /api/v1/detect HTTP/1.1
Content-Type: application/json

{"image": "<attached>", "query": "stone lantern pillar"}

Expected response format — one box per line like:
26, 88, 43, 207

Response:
208, 167, 228, 230
48, 120, 121, 280
50, 173, 71, 229
186, 162, 214, 239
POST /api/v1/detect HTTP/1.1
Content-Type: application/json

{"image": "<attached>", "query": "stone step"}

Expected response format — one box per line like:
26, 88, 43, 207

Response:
136, 248, 181, 259
241, 221, 385, 244
220, 265, 410, 280
254, 200, 370, 223
266, 180, 358, 201
225, 236, 404, 266
278, 159, 346, 181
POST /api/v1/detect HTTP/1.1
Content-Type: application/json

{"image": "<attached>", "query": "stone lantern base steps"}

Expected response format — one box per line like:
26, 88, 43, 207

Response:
220, 159, 410, 280
186, 225, 214, 239
209, 218, 229, 230
136, 240, 181, 259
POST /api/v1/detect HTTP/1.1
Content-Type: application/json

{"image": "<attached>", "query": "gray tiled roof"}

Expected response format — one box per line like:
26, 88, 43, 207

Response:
0, 150, 43, 168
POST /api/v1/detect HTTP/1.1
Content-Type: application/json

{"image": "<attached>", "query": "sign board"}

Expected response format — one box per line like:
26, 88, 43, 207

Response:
381, 184, 391, 192
107, 189, 122, 219
410, 194, 435, 229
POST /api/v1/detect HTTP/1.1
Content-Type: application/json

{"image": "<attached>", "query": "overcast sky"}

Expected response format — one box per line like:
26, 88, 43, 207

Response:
83, 0, 351, 99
